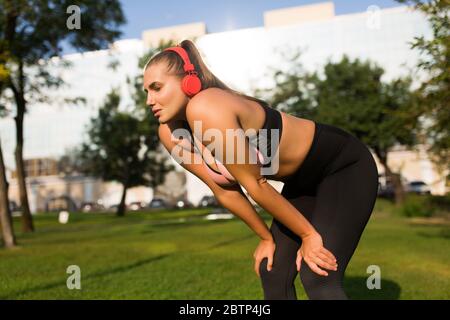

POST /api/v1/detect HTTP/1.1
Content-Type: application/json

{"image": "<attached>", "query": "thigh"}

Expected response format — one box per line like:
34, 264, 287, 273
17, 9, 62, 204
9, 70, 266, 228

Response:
307, 142, 379, 268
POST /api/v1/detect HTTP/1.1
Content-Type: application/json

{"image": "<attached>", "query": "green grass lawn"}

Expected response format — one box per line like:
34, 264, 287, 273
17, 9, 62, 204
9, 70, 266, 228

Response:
0, 200, 449, 300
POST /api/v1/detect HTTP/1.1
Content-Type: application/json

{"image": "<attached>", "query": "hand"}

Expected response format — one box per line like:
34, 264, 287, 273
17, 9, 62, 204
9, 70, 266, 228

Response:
296, 232, 338, 276
253, 238, 276, 277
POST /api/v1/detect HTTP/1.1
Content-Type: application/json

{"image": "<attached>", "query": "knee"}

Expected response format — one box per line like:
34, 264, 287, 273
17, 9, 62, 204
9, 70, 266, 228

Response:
259, 257, 279, 285
259, 258, 297, 300
300, 266, 347, 300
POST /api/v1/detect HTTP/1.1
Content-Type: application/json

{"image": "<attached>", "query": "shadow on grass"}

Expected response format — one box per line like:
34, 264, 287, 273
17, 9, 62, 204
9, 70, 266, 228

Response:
345, 276, 401, 300
0, 254, 171, 300
416, 228, 450, 239
0, 232, 255, 299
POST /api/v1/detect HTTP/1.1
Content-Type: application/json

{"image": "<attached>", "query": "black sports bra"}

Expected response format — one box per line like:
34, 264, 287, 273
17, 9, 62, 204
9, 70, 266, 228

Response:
188, 100, 283, 185
250, 100, 283, 174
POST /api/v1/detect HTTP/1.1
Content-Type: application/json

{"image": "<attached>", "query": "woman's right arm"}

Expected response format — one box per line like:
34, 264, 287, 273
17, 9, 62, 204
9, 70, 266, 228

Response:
158, 124, 273, 241
213, 184, 273, 241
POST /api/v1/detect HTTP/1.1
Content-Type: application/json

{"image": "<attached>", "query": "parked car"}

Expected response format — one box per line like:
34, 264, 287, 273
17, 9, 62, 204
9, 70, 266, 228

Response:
406, 180, 431, 195
148, 198, 171, 210
198, 195, 219, 208
45, 195, 78, 212
174, 199, 193, 209
9, 200, 19, 212
377, 183, 395, 199
108, 204, 120, 211
128, 201, 148, 211
80, 202, 105, 213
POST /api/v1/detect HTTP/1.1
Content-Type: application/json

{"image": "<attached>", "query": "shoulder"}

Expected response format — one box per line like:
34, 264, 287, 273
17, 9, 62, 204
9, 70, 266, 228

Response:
189, 87, 231, 104
186, 87, 239, 120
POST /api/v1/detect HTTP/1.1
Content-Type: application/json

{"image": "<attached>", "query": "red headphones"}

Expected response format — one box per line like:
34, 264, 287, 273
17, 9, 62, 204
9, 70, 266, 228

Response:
164, 45, 202, 97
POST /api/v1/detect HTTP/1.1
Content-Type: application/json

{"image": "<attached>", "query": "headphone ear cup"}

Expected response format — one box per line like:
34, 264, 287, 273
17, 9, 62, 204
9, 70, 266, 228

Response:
182, 75, 202, 97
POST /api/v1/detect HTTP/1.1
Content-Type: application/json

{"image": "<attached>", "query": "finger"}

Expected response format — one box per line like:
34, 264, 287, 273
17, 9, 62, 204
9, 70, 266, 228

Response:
267, 255, 273, 272
320, 247, 337, 262
305, 258, 328, 276
296, 252, 302, 271
254, 259, 261, 277
317, 252, 338, 268
313, 255, 337, 271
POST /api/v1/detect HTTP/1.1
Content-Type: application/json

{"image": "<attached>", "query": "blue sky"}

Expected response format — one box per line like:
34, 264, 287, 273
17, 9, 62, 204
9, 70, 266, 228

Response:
118, 0, 404, 39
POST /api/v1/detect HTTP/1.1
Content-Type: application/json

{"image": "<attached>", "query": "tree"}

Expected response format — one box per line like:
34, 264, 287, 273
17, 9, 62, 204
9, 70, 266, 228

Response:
0, 42, 17, 248
313, 56, 420, 204
77, 89, 173, 217
261, 53, 419, 204
397, 0, 449, 174
0, 0, 125, 232
0, 136, 16, 248
254, 47, 318, 119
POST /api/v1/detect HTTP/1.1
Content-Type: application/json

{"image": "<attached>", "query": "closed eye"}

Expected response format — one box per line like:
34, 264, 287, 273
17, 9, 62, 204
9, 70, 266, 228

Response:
143, 88, 160, 93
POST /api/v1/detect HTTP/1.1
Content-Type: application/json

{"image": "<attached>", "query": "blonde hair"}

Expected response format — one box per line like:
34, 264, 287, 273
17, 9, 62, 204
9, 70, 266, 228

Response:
144, 39, 268, 106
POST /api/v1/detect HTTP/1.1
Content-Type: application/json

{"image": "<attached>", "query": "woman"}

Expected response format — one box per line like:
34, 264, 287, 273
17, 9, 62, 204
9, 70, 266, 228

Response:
143, 40, 379, 300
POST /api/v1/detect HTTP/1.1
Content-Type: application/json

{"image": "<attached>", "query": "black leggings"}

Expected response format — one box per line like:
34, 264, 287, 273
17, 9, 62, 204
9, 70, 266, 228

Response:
259, 121, 379, 300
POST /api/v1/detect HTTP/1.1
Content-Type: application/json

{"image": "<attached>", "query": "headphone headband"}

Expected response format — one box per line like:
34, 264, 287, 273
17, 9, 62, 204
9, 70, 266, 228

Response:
162, 44, 202, 97
163, 45, 195, 72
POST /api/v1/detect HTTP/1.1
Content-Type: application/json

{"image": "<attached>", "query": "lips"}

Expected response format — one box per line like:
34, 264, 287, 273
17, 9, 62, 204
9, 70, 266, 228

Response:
152, 108, 162, 117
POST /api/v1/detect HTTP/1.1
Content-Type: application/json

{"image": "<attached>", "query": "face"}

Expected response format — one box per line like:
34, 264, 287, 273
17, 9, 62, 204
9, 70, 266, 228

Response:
143, 62, 190, 124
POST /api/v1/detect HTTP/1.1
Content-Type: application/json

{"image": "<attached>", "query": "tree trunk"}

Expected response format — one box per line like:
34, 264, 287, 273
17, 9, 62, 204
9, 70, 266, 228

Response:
117, 184, 128, 217
12, 61, 34, 232
375, 147, 405, 205
15, 143, 34, 232
0, 138, 17, 248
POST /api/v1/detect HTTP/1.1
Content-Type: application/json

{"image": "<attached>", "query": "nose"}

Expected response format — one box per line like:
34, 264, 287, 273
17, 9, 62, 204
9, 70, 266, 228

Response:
146, 92, 155, 107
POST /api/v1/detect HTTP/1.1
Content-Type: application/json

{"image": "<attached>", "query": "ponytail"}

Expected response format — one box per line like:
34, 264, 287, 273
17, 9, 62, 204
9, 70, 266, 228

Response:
144, 39, 269, 106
